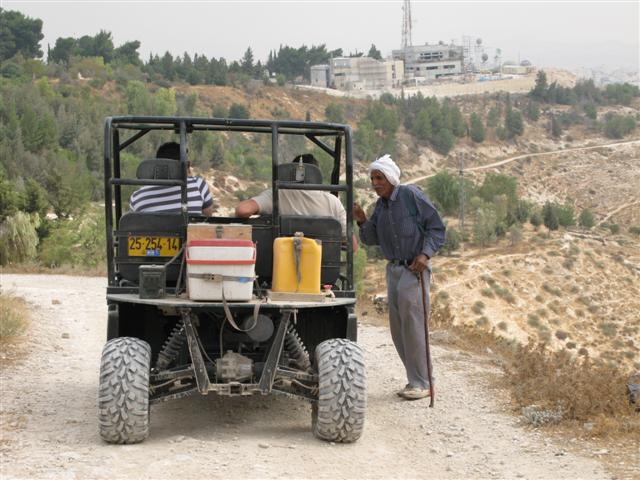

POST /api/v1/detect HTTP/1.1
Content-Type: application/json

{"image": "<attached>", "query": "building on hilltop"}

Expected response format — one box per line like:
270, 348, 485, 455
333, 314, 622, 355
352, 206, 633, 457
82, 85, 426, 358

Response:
392, 43, 464, 83
310, 64, 331, 87
309, 57, 404, 90
328, 57, 404, 90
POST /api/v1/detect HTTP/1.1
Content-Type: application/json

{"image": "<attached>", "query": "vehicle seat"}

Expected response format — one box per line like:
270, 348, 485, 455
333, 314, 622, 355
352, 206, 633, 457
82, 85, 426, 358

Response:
136, 158, 182, 180
115, 158, 185, 285
277, 163, 323, 184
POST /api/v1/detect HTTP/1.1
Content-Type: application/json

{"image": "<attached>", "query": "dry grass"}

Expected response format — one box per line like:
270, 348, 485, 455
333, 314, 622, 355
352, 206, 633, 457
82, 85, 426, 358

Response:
505, 342, 639, 437
430, 294, 638, 439
0, 292, 29, 339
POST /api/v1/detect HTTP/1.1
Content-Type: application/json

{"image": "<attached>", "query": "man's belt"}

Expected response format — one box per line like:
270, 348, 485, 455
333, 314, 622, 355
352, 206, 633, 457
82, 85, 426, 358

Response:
389, 259, 411, 266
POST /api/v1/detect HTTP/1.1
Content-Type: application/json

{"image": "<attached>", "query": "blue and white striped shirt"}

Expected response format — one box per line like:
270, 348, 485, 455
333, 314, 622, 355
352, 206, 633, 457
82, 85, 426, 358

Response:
129, 176, 214, 214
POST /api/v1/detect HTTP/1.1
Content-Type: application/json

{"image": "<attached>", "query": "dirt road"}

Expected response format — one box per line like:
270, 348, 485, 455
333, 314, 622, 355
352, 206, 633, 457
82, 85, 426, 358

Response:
1, 274, 609, 479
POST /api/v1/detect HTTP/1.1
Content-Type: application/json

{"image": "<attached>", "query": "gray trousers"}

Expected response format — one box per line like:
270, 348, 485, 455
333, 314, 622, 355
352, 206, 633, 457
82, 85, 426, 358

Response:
386, 263, 431, 389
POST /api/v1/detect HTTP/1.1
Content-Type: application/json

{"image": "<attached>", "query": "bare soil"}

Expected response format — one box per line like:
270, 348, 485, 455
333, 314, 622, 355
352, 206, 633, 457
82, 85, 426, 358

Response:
0, 274, 617, 479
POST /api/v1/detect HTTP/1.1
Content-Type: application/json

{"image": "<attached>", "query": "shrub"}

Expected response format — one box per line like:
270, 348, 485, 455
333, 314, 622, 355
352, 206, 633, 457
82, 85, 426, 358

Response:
0, 212, 40, 265
470, 112, 485, 143
228, 103, 250, 119
441, 227, 461, 254
505, 342, 636, 425
472, 301, 485, 314
578, 208, 595, 228
629, 226, 640, 236
609, 224, 620, 234
555, 330, 569, 340
0, 292, 29, 338
497, 321, 508, 331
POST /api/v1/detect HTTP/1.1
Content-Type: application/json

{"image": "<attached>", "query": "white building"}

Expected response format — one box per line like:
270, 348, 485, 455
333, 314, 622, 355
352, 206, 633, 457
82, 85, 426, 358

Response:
327, 57, 404, 90
392, 44, 464, 83
310, 64, 330, 87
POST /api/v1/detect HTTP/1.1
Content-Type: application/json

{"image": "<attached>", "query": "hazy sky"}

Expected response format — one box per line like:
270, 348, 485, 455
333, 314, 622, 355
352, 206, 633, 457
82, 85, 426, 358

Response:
6, 1, 639, 71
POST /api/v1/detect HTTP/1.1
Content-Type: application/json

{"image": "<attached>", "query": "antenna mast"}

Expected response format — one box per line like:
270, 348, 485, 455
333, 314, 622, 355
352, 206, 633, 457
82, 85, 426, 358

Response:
402, 0, 413, 51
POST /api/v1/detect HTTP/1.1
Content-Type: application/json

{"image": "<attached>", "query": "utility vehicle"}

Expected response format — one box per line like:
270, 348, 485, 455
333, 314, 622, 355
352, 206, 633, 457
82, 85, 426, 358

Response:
99, 116, 365, 444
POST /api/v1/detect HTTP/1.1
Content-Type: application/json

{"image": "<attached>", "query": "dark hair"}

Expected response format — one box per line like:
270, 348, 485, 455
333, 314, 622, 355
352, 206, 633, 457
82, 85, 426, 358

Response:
156, 142, 181, 160
292, 153, 318, 167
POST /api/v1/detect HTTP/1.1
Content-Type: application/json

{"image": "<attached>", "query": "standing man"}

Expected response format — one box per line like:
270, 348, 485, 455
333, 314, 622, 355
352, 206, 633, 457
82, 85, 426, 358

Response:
353, 154, 445, 400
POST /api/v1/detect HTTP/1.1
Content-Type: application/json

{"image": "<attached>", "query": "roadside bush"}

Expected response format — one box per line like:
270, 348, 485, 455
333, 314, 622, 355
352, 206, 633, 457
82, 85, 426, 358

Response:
578, 209, 595, 228
0, 292, 29, 338
354, 247, 368, 296
0, 212, 40, 266
38, 207, 105, 268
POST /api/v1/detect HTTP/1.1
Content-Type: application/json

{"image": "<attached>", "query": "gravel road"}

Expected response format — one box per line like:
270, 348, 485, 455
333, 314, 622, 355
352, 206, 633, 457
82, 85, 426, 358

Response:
1, 274, 608, 479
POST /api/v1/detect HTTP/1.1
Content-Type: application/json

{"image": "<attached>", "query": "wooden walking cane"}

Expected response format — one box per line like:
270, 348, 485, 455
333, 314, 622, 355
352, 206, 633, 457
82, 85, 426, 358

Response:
419, 271, 435, 407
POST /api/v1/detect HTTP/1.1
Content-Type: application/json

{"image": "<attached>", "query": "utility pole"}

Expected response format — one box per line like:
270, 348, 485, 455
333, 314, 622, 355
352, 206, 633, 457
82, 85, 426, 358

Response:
459, 153, 465, 241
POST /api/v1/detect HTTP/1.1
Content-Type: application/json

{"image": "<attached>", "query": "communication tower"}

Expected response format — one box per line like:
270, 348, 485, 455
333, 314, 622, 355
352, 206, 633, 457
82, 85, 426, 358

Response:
402, 0, 413, 51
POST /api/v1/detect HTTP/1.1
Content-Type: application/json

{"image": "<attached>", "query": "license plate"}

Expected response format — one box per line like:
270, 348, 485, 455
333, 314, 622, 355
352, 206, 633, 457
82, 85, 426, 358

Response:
128, 236, 180, 257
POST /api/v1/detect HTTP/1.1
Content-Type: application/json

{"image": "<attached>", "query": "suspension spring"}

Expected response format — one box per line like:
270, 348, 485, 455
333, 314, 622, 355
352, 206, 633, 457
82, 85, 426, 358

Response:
156, 321, 186, 370
284, 324, 311, 371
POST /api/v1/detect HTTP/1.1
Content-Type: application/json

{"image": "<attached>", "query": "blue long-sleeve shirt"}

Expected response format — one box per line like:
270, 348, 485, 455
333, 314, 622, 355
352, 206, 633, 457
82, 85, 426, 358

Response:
359, 185, 446, 261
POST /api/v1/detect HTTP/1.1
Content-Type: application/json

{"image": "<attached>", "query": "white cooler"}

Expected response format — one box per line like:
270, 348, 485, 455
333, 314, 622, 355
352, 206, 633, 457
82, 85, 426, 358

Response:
186, 239, 256, 301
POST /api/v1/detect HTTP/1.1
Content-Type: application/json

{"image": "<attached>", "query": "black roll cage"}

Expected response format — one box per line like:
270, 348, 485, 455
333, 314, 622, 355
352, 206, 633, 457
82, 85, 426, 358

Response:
103, 116, 355, 291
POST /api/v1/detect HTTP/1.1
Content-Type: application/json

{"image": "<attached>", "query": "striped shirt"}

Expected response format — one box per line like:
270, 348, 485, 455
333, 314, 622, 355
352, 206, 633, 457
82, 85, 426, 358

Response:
129, 176, 214, 214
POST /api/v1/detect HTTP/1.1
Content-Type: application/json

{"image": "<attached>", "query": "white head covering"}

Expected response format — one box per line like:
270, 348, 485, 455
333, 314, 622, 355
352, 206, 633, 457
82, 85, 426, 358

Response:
368, 154, 401, 186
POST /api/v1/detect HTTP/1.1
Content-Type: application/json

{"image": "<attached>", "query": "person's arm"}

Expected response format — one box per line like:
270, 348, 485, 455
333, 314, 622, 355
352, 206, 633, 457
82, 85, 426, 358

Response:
413, 187, 446, 259
353, 202, 380, 246
235, 199, 260, 218
198, 177, 215, 217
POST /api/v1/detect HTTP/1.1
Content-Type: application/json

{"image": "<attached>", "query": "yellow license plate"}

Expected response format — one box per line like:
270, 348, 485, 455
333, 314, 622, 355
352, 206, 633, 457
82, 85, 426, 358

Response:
128, 236, 180, 257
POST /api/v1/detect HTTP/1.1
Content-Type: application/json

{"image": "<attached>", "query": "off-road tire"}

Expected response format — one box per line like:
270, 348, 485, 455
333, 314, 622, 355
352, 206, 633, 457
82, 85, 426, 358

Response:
98, 337, 151, 444
312, 338, 366, 443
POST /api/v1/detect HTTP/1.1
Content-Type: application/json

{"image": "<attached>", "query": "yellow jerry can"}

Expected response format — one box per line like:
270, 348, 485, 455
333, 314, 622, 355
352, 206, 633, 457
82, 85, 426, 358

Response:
272, 232, 322, 294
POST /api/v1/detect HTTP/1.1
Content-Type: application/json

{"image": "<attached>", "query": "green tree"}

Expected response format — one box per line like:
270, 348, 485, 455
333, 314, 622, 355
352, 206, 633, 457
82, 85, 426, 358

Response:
584, 104, 597, 120
325, 102, 345, 123
114, 40, 141, 66
241, 47, 254, 75
603, 113, 636, 139
505, 108, 524, 138
23, 179, 49, 217
530, 70, 548, 99
367, 44, 382, 60
0, 170, 20, 221
525, 101, 540, 121
487, 106, 500, 128
529, 209, 542, 228
555, 203, 575, 227
431, 128, 455, 155
578, 209, 595, 229
426, 171, 459, 216
441, 227, 461, 254
229, 103, 250, 119
470, 112, 485, 143
542, 202, 559, 231
473, 207, 498, 247
48, 37, 76, 64
0, 9, 44, 60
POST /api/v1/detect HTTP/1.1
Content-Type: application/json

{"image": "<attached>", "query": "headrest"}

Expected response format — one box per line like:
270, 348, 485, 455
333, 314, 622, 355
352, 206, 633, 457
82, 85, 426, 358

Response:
136, 159, 182, 180
277, 163, 323, 184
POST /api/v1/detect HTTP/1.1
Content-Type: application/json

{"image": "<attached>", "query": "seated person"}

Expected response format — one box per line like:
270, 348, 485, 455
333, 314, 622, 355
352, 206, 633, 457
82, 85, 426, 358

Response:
235, 154, 357, 251
130, 142, 215, 216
